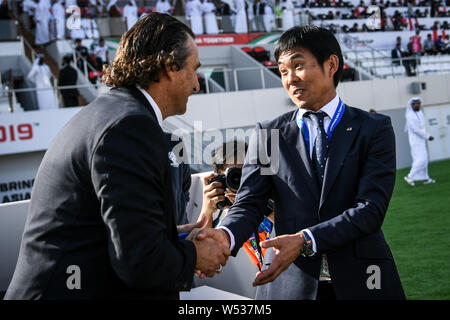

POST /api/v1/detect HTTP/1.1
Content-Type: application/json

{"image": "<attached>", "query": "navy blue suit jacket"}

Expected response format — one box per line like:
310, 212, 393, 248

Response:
220, 105, 405, 299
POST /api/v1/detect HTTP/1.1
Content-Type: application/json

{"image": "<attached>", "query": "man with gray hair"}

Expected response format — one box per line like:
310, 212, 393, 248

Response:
5, 13, 229, 300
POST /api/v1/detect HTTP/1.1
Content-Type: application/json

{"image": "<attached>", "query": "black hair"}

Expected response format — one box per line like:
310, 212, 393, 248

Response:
211, 140, 248, 173
62, 55, 72, 65
274, 25, 344, 88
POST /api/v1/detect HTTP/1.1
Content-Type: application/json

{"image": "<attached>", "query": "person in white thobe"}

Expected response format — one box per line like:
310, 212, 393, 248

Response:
281, 0, 294, 31
52, 0, 65, 40
27, 55, 58, 110
234, 0, 248, 33
186, 0, 204, 35
34, 0, 51, 45
155, 0, 172, 14
404, 97, 436, 186
123, 0, 138, 31
202, 0, 219, 34
262, 0, 274, 32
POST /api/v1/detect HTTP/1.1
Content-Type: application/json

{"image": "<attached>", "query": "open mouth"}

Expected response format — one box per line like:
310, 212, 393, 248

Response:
292, 88, 304, 98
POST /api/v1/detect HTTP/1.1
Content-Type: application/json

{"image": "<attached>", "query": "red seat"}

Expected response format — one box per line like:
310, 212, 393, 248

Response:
264, 60, 276, 67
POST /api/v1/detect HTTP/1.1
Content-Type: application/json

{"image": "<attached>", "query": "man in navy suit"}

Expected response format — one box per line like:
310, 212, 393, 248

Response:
198, 26, 405, 300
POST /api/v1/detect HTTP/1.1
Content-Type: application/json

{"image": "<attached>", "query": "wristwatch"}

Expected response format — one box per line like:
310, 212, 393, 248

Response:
300, 231, 314, 257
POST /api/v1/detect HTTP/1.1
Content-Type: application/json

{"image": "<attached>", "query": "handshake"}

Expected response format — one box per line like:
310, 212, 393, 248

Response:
179, 216, 231, 278
178, 216, 307, 285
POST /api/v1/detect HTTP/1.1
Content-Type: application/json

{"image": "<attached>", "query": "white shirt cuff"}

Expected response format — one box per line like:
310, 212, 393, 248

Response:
301, 228, 317, 254
216, 226, 235, 251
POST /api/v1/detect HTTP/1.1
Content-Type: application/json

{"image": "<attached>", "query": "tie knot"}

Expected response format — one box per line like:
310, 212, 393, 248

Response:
304, 111, 325, 123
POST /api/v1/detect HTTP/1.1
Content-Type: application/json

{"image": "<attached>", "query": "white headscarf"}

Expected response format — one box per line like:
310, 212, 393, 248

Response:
404, 96, 424, 132
106, 0, 118, 11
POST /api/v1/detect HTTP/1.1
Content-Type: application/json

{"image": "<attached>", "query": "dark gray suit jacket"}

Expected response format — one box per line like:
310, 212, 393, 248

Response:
221, 105, 405, 300
5, 87, 196, 299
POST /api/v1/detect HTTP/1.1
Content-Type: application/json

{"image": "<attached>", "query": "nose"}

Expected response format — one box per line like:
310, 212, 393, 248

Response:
285, 69, 300, 86
193, 74, 200, 93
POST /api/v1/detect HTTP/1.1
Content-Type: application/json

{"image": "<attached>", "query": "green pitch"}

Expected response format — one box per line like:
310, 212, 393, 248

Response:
382, 159, 450, 300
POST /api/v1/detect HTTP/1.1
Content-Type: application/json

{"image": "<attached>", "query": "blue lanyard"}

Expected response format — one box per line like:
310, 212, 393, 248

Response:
296, 100, 345, 149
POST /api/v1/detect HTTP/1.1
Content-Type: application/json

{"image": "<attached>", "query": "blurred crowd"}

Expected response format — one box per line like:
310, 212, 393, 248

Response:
9, 0, 450, 42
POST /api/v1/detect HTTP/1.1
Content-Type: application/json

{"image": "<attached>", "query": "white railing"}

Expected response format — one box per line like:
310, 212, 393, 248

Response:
2, 83, 106, 113
2, 64, 281, 112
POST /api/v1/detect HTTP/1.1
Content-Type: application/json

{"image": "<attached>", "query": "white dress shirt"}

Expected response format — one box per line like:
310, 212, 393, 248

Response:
136, 86, 163, 128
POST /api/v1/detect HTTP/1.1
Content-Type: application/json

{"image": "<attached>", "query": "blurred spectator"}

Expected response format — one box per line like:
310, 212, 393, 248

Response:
90, 0, 106, 17
262, 0, 275, 32
202, 0, 219, 34
395, 36, 406, 51
234, 0, 247, 33
81, 15, 99, 39
74, 38, 89, 71
350, 22, 359, 32
281, 0, 294, 31
0, 0, 10, 20
34, 0, 51, 47
217, 0, 232, 32
94, 37, 109, 70
273, 0, 282, 30
52, 0, 65, 40
356, 0, 367, 18
407, 0, 415, 17
172, 0, 185, 16
186, 0, 203, 35
423, 33, 437, 54
411, 30, 422, 57
326, 10, 334, 20
123, 0, 138, 31
58, 55, 79, 108
434, 35, 445, 52
430, 0, 438, 17
24, 0, 38, 29
155, 0, 172, 14
253, 0, 265, 32
392, 42, 412, 75
443, 35, 450, 53
27, 54, 58, 110
106, 0, 121, 17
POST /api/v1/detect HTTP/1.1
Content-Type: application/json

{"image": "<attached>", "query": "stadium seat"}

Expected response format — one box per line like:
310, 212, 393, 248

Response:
253, 47, 270, 62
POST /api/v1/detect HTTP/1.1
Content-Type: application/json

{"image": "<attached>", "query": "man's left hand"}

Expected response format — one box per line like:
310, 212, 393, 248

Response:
252, 232, 305, 287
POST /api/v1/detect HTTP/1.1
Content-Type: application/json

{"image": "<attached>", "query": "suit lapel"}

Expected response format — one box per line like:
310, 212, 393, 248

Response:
280, 115, 320, 201
320, 106, 360, 207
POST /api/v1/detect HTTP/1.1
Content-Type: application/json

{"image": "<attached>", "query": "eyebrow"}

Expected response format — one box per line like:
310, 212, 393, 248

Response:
278, 53, 304, 65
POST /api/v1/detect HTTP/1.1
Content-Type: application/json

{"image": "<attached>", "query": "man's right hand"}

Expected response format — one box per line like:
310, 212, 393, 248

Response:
189, 228, 231, 278
191, 228, 231, 278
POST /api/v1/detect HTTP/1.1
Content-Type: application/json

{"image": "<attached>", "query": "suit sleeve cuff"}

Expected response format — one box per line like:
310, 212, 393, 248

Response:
216, 226, 235, 251
301, 228, 317, 254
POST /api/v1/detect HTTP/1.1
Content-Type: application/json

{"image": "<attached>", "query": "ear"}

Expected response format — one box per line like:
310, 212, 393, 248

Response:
326, 54, 339, 80
164, 63, 178, 82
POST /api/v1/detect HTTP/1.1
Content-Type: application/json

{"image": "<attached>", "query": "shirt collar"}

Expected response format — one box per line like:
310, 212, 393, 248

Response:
297, 94, 340, 119
136, 85, 163, 128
